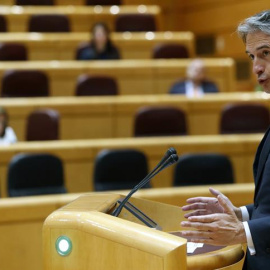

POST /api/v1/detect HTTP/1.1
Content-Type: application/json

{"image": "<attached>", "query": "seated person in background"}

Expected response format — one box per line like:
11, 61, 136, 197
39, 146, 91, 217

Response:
0, 106, 17, 145
77, 22, 121, 60
169, 59, 219, 97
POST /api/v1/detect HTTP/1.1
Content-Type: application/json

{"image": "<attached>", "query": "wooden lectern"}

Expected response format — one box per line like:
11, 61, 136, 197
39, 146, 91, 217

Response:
43, 193, 245, 270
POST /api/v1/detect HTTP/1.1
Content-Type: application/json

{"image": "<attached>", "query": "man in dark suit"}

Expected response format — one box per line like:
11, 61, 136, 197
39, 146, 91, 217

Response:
169, 59, 219, 97
180, 10, 270, 270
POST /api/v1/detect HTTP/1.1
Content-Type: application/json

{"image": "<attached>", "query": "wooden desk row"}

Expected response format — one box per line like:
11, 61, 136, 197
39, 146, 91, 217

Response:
0, 31, 195, 60
0, 183, 254, 270
0, 134, 262, 198
0, 5, 162, 32
0, 58, 235, 96
1, 92, 268, 141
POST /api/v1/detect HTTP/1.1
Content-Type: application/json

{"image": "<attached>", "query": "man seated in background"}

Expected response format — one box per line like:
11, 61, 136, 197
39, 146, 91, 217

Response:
169, 58, 219, 97
0, 106, 17, 145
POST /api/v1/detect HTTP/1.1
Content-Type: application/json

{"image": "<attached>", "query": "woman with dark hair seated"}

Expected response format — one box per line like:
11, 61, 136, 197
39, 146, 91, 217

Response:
0, 106, 17, 145
77, 22, 121, 60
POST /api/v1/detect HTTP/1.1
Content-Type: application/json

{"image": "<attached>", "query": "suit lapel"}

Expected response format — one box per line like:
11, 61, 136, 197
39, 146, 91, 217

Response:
254, 127, 270, 197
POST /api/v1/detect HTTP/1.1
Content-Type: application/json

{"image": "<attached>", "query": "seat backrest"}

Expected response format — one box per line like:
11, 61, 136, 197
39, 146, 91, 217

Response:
16, 0, 54, 5
115, 14, 156, 32
7, 153, 66, 197
93, 149, 149, 191
75, 74, 118, 96
220, 103, 270, 134
0, 43, 28, 61
173, 153, 234, 186
86, 0, 121, 5
134, 106, 188, 137
28, 14, 70, 32
152, 43, 189, 59
26, 109, 60, 141
0, 16, 7, 32
1, 70, 49, 97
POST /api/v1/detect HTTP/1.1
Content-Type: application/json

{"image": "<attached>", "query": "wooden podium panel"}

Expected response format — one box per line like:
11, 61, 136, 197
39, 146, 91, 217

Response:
43, 194, 245, 270
0, 31, 195, 60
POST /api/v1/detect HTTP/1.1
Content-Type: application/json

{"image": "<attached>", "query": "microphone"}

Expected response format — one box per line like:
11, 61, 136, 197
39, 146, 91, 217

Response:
111, 148, 178, 217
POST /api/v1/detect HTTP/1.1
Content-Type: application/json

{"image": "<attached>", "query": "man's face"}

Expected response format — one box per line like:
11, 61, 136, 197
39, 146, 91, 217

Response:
246, 31, 270, 93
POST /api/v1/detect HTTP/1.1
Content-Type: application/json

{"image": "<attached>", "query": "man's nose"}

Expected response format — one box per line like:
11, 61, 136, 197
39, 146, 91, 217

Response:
253, 59, 265, 75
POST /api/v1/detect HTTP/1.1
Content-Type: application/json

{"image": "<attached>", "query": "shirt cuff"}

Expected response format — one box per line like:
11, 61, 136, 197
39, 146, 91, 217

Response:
240, 206, 250, 221
243, 221, 256, 255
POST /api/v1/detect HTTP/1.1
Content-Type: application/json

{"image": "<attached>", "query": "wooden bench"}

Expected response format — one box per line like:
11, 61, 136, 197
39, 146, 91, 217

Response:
0, 31, 195, 60
0, 5, 162, 32
0, 58, 235, 96
1, 92, 267, 140
0, 134, 262, 197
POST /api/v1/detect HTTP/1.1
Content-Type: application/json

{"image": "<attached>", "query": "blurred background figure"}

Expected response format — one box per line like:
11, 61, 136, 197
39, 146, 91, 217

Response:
0, 106, 17, 144
77, 22, 121, 60
169, 58, 219, 97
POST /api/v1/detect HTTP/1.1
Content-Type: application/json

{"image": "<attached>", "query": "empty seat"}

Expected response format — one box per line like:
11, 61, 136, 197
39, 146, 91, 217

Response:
7, 153, 67, 197
0, 16, 7, 32
115, 14, 156, 32
93, 149, 149, 191
173, 153, 234, 186
86, 0, 121, 5
0, 43, 28, 61
1, 70, 49, 97
220, 103, 270, 134
134, 106, 187, 137
15, 0, 54, 5
75, 74, 118, 96
28, 15, 70, 33
152, 43, 189, 59
26, 109, 60, 141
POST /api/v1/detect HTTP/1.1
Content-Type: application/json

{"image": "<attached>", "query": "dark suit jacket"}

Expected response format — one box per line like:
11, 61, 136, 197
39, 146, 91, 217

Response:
169, 80, 219, 95
244, 126, 270, 269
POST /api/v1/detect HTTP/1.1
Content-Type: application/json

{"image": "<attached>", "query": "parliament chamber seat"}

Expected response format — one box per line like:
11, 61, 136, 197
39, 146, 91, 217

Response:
0, 43, 28, 61
115, 14, 157, 32
93, 148, 149, 191
1, 70, 49, 97
7, 153, 66, 197
75, 74, 118, 96
152, 43, 189, 59
28, 14, 70, 33
220, 103, 270, 134
26, 108, 60, 141
173, 153, 234, 186
134, 106, 187, 137
0, 16, 7, 32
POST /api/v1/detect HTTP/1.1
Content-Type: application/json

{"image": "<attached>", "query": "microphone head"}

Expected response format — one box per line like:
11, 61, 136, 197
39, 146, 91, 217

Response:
168, 154, 179, 165
167, 147, 177, 156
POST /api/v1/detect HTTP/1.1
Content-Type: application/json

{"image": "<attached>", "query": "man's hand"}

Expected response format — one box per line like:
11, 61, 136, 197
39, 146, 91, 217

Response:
180, 190, 247, 246
182, 188, 242, 221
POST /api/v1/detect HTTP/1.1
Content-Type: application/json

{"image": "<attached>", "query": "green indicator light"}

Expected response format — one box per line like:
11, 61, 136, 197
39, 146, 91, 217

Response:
55, 236, 72, 256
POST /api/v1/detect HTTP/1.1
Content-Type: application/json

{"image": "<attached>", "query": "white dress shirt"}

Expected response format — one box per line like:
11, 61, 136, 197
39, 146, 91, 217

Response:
0, 127, 17, 145
241, 206, 256, 255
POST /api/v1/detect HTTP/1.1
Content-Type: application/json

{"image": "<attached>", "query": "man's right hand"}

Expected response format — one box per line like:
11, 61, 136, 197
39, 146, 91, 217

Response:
181, 187, 243, 221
